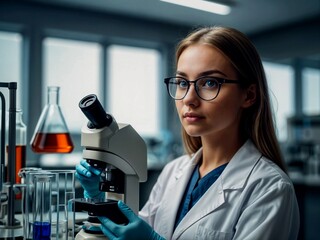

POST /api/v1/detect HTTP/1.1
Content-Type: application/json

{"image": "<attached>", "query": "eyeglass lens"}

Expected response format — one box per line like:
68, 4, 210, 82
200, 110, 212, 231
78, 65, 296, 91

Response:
167, 77, 220, 101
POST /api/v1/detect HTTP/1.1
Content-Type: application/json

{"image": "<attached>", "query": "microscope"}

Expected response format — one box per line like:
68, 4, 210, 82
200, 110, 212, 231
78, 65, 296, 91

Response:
73, 94, 147, 239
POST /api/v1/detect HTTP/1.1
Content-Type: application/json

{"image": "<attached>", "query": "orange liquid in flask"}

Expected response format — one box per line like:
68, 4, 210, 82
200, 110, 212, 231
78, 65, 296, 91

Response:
31, 132, 74, 153
6, 145, 26, 199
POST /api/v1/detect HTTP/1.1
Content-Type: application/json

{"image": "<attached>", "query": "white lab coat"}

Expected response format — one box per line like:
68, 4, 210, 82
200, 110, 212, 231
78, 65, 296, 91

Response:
139, 140, 300, 240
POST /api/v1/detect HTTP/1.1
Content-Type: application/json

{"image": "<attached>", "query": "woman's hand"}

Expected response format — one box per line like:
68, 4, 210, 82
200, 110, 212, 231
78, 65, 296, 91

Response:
99, 201, 165, 240
75, 159, 104, 200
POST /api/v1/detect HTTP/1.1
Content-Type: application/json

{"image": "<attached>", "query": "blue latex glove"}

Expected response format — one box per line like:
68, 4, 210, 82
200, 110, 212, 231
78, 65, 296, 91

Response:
75, 159, 105, 200
98, 201, 165, 240
82, 222, 102, 233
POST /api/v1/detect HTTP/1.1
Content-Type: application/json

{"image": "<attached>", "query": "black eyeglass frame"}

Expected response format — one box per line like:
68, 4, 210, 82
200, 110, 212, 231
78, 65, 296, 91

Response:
164, 76, 240, 101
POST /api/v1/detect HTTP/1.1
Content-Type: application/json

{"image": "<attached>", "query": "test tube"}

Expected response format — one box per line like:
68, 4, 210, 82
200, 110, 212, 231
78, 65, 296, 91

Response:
33, 175, 52, 240
18, 167, 43, 239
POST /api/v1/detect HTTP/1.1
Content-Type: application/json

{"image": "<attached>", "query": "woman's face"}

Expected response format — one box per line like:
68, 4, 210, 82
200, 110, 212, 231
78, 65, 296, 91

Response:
175, 43, 248, 140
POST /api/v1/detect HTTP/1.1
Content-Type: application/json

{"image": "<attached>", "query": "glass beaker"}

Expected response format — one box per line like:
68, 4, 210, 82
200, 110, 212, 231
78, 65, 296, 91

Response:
30, 86, 74, 153
20, 169, 76, 240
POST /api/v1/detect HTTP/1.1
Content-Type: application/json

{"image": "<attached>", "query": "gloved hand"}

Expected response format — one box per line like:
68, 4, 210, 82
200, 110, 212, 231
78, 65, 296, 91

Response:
82, 222, 102, 233
98, 201, 165, 240
75, 159, 104, 200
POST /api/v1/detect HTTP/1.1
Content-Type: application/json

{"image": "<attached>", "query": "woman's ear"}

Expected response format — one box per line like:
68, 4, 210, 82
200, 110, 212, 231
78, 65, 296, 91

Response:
242, 84, 257, 108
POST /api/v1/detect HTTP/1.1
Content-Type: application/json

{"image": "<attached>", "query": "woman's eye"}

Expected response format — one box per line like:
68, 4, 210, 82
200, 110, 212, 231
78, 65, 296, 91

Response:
178, 80, 188, 88
203, 79, 217, 88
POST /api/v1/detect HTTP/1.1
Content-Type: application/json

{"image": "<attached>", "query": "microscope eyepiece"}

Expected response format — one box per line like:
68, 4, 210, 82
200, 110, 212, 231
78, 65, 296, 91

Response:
79, 94, 113, 129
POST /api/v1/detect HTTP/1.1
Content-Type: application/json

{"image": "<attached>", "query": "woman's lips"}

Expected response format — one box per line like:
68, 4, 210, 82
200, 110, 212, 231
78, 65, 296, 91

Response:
183, 112, 204, 123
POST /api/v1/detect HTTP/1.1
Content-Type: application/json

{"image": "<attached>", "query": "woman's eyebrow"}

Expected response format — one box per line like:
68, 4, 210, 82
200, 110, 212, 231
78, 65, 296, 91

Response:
198, 70, 228, 77
175, 71, 187, 77
176, 70, 228, 78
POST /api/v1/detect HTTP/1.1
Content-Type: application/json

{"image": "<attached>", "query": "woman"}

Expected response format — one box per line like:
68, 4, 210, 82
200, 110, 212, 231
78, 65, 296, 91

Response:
76, 26, 299, 240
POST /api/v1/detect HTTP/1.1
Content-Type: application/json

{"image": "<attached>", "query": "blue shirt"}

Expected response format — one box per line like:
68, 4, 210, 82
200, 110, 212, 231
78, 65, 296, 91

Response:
174, 162, 228, 229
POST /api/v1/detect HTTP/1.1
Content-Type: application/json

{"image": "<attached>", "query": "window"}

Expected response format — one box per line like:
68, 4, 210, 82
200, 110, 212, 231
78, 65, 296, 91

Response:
43, 38, 102, 133
0, 31, 22, 109
107, 45, 161, 137
302, 67, 320, 115
263, 61, 294, 142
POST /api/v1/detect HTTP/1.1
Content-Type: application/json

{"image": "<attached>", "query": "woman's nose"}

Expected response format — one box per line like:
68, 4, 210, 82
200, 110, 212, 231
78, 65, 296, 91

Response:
183, 84, 200, 106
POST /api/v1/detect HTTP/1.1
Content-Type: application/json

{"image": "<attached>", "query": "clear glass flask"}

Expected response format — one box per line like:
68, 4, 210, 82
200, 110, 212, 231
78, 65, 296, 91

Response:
30, 86, 74, 153
6, 109, 27, 200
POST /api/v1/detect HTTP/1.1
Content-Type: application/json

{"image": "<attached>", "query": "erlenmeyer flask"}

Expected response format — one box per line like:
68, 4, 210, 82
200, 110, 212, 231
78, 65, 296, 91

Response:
30, 86, 74, 153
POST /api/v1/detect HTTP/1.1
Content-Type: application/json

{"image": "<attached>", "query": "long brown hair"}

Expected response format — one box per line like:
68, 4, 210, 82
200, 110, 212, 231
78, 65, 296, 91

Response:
175, 26, 286, 172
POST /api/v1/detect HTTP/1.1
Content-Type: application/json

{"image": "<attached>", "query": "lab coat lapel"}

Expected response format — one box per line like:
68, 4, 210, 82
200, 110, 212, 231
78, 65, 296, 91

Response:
156, 151, 202, 238
172, 140, 261, 239
172, 178, 225, 239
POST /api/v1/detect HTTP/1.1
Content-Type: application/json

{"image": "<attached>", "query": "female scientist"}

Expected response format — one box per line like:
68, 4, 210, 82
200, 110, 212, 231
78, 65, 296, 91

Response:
76, 26, 300, 240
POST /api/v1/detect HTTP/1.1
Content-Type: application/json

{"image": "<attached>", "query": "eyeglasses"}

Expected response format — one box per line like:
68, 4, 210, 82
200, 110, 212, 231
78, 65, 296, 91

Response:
164, 76, 240, 101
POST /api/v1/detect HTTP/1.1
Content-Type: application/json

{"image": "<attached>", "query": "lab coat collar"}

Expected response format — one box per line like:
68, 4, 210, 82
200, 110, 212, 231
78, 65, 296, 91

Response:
220, 139, 262, 190
178, 139, 261, 190
157, 150, 202, 238
173, 139, 262, 239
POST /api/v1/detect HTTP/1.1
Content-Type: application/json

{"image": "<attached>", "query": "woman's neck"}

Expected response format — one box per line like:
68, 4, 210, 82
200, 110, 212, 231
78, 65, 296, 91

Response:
199, 134, 245, 178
